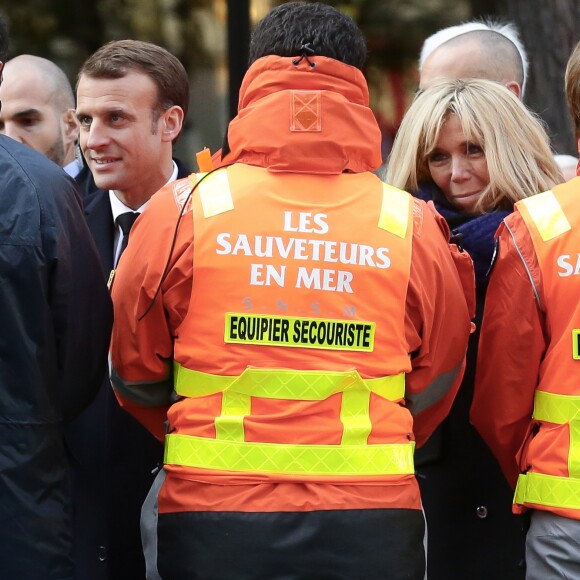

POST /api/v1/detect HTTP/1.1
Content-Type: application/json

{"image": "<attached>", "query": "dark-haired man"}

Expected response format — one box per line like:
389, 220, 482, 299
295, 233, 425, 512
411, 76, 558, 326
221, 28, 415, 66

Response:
66, 39, 191, 580
0, 14, 112, 580
110, 3, 472, 578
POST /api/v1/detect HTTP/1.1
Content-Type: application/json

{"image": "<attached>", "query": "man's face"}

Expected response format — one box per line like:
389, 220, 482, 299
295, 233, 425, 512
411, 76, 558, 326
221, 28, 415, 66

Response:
76, 70, 174, 206
0, 68, 69, 166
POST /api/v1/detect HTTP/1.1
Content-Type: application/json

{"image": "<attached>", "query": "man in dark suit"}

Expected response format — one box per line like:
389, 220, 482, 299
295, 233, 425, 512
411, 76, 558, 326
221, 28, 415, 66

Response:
67, 40, 191, 580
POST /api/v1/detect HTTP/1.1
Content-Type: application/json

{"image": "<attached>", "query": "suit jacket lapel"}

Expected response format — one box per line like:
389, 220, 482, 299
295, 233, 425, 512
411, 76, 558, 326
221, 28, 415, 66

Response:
76, 158, 190, 278
82, 188, 115, 275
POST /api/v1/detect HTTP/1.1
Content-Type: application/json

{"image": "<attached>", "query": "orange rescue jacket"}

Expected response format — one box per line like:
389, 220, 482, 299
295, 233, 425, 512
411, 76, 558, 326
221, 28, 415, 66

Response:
165, 164, 415, 488
110, 55, 471, 515
513, 177, 580, 519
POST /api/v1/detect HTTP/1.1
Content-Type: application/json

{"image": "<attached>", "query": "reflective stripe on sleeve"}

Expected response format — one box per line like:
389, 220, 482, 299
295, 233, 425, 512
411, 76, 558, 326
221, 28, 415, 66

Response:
515, 472, 580, 511
533, 390, 580, 424
110, 364, 174, 407
405, 364, 461, 416
531, 390, 580, 483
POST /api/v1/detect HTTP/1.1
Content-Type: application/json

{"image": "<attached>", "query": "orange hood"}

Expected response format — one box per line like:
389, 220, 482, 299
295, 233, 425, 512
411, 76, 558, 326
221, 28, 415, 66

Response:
221, 55, 382, 174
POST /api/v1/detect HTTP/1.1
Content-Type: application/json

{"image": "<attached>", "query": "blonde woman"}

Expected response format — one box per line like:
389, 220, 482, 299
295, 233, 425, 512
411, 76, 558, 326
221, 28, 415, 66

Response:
386, 78, 562, 580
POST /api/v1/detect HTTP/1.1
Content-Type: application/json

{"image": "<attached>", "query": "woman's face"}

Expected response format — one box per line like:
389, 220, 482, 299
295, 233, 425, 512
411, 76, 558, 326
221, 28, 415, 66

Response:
427, 115, 489, 214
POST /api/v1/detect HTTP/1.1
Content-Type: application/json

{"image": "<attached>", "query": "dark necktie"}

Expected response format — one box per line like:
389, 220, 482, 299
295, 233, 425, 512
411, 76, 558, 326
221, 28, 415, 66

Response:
116, 211, 140, 264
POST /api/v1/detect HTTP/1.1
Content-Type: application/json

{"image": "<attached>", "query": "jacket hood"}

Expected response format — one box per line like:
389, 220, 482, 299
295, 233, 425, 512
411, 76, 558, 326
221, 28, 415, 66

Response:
222, 55, 383, 174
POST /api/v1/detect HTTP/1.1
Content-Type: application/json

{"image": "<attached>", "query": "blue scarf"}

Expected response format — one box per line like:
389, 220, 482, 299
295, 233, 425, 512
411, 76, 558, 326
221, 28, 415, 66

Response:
414, 182, 510, 293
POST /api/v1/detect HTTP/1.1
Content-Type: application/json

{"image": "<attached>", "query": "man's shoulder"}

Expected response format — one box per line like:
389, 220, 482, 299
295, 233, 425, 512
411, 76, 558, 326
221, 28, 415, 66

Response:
75, 168, 111, 218
0, 138, 81, 244
0, 137, 78, 212
74, 164, 101, 199
553, 175, 580, 207
0, 136, 72, 191
151, 175, 194, 218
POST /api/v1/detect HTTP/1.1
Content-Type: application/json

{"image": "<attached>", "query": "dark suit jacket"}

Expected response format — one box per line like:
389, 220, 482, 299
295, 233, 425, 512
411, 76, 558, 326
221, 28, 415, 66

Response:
66, 159, 191, 580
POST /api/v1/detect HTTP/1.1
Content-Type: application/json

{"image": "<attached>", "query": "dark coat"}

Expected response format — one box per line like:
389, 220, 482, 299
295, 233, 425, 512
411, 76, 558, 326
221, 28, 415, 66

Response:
65, 159, 191, 580
414, 182, 525, 579
0, 137, 112, 579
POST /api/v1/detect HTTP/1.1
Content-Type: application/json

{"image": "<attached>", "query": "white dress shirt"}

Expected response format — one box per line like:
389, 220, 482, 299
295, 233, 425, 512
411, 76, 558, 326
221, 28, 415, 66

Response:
110, 161, 178, 266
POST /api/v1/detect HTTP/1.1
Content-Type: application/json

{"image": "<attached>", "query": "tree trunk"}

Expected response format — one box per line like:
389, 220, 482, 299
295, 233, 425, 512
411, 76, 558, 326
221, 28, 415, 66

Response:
506, 0, 579, 155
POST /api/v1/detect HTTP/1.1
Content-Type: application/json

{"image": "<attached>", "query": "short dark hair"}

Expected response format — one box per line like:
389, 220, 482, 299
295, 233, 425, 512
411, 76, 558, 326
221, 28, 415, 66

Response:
0, 14, 9, 63
78, 40, 189, 132
248, 2, 367, 70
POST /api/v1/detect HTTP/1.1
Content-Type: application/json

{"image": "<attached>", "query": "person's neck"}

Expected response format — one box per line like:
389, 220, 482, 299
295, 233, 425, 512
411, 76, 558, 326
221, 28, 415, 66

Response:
113, 189, 156, 211
114, 159, 176, 209
63, 152, 76, 167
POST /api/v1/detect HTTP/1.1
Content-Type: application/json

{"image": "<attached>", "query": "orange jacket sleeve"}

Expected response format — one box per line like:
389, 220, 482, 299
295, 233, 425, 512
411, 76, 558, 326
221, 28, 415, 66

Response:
110, 180, 195, 441
404, 201, 473, 448
471, 212, 546, 487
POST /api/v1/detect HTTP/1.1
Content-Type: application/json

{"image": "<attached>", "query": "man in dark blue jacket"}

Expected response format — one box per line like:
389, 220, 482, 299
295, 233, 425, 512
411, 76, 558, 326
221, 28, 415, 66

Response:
0, 15, 113, 580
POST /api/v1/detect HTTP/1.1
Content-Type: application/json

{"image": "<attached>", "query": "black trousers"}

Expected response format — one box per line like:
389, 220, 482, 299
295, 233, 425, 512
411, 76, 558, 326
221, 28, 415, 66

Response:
158, 507, 425, 580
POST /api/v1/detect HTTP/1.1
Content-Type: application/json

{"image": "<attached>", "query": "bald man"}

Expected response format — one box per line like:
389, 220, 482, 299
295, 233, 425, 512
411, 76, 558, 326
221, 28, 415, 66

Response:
0, 54, 81, 175
419, 28, 526, 97
419, 24, 576, 182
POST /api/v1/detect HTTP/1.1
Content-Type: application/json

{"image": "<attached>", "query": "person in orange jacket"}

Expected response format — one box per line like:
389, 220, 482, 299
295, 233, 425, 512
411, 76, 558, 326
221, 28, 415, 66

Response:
109, 3, 472, 578
472, 41, 580, 580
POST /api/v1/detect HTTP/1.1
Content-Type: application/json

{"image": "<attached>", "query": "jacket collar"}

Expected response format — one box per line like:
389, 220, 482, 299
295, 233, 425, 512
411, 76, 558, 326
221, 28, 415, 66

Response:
222, 56, 382, 174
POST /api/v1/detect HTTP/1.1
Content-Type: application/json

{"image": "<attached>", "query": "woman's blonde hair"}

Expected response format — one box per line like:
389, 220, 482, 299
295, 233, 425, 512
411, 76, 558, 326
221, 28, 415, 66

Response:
385, 79, 562, 213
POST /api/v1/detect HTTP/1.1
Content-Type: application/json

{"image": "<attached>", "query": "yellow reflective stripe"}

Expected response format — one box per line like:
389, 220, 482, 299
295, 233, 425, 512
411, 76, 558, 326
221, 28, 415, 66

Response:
173, 363, 405, 402
164, 433, 415, 476
570, 421, 580, 479
174, 363, 230, 397
515, 472, 580, 510
197, 170, 234, 217
367, 375, 405, 401
214, 391, 250, 441
378, 184, 410, 239
573, 330, 580, 360
531, 390, 580, 479
533, 390, 580, 424
340, 390, 371, 445
520, 191, 571, 242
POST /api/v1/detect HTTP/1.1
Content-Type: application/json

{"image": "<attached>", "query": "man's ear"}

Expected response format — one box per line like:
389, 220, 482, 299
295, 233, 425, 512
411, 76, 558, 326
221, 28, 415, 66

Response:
161, 105, 184, 143
61, 108, 80, 145
505, 81, 522, 99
